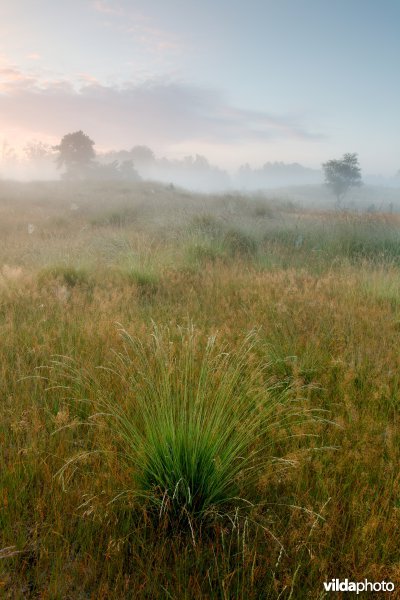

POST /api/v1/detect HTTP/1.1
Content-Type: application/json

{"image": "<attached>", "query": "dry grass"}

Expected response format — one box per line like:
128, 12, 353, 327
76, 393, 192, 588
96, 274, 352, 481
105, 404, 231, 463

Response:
0, 180, 399, 598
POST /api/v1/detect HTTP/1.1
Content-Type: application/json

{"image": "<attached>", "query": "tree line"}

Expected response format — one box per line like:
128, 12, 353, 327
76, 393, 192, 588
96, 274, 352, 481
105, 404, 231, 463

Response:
1, 129, 368, 203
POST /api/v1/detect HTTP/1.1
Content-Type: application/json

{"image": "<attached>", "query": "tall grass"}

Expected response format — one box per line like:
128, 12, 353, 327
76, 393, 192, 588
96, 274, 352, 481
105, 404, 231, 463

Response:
50, 325, 310, 524
1, 182, 400, 597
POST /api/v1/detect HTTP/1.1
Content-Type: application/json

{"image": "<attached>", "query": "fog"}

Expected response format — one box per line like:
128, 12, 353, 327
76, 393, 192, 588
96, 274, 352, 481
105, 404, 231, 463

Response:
1, 141, 399, 215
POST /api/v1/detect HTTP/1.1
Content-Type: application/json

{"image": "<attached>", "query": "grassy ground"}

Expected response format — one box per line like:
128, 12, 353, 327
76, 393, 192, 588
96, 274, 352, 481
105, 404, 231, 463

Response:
0, 181, 399, 598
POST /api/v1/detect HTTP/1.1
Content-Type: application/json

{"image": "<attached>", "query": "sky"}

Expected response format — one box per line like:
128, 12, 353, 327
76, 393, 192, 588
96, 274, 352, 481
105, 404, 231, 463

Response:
0, 0, 399, 175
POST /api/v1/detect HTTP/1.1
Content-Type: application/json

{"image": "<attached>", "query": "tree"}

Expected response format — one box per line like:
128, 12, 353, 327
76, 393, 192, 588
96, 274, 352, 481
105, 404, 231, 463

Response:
54, 130, 95, 179
322, 153, 362, 206
118, 159, 140, 180
24, 140, 53, 162
129, 145, 155, 164
1, 141, 18, 164
89, 159, 140, 181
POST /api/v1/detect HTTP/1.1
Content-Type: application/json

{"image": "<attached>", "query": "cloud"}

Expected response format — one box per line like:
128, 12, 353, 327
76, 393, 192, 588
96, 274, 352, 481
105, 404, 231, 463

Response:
126, 22, 182, 53
91, 1, 183, 57
91, 0, 123, 16
0, 62, 323, 151
0, 67, 37, 92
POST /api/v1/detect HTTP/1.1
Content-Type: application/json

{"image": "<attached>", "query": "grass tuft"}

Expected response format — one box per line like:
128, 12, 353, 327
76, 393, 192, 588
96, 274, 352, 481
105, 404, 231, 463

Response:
224, 229, 258, 257
51, 325, 306, 524
39, 264, 90, 288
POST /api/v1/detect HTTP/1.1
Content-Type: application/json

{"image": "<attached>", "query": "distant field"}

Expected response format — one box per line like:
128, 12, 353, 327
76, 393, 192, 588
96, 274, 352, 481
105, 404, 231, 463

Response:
1, 181, 399, 598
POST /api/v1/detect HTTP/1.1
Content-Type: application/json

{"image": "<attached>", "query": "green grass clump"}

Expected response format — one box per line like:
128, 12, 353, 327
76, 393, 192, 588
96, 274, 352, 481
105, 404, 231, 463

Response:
186, 215, 227, 265
224, 228, 258, 257
124, 267, 158, 291
185, 241, 225, 266
39, 264, 90, 288
90, 206, 137, 228
53, 325, 303, 523
190, 213, 225, 240
252, 201, 275, 219
332, 219, 400, 262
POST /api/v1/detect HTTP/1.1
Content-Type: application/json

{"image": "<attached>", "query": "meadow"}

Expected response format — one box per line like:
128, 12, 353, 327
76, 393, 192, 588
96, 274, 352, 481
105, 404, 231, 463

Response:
0, 180, 399, 598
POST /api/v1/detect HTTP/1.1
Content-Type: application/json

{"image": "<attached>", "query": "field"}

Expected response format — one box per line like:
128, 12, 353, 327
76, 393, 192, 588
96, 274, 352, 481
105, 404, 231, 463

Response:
0, 180, 399, 598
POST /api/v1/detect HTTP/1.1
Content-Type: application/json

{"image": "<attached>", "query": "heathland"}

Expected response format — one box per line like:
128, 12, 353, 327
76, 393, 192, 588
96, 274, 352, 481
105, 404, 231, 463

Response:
0, 180, 399, 598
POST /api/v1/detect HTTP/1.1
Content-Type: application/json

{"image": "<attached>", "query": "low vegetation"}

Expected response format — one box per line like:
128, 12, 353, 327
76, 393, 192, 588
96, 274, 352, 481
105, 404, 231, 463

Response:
0, 181, 399, 598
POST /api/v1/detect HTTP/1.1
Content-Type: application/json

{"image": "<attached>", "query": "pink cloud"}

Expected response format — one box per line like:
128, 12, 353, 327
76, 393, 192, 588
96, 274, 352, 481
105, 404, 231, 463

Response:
0, 65, 37, 92
91, 0, 122, 16
0, 56, 323, 161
